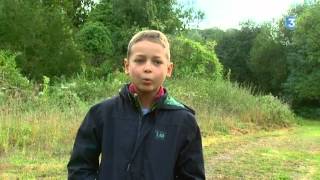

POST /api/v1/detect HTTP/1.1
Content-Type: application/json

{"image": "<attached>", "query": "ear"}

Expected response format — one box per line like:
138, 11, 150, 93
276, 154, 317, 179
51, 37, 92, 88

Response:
124, 58, 129, 75
166, 62, 174, 77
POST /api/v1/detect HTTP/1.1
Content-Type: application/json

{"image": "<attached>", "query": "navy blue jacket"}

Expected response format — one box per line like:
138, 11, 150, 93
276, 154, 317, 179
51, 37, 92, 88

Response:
67, 84, 205, 180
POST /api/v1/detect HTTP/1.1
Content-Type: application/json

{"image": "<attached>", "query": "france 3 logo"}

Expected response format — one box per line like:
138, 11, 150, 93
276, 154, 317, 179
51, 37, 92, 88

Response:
285, 16, 296, 30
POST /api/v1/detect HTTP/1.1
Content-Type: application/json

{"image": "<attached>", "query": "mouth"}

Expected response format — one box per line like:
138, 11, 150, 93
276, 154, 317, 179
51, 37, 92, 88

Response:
141, 78, 152, 84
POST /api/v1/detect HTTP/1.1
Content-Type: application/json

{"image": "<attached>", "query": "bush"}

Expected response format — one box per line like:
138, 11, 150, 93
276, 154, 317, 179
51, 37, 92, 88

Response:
254, 95, 294, 128
76, 22, 114, 66
0, 50, 31, 98
165, 78, 294, 134
47, 71, 128, 104
170, 36, 223, 79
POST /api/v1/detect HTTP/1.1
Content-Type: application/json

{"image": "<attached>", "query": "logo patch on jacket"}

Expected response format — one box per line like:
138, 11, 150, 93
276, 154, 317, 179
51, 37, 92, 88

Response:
154, 130, 166, 140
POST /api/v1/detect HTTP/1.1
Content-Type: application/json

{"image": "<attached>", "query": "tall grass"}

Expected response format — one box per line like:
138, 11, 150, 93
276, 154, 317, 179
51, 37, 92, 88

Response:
0, 97, 86, 156
166, 77, 294, 135
0, 74, 295, 158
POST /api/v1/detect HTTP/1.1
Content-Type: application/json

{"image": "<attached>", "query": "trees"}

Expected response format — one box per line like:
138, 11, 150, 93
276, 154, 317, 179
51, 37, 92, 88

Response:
0, 0, 204, 80
284, 2, 320, 104
87, 0, 203, 62
248, 23, 288, 94
37, 0, 95, 28
76, 22, 113, 66
199, 28, 225, 43
0, 0, 83, 80
215, 22, 260, 83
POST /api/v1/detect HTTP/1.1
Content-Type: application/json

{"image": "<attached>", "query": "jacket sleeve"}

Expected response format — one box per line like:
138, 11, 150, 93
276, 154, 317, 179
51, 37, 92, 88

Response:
67, 106, 102, 180
175, 117, 206, 180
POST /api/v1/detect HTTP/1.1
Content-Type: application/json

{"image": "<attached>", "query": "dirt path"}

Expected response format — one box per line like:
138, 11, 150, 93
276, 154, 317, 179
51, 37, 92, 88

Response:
204, 119, 320, 179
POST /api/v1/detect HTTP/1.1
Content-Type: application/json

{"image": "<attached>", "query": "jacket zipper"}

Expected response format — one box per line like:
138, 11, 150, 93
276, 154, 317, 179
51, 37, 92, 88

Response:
127, 106, 143, 172
136, 113, 142, 139
135, 92, 144, 139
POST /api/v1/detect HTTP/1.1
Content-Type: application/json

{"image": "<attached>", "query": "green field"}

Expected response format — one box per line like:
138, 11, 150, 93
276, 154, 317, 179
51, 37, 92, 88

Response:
204, 119, 320, 179
1, 118, 319, 179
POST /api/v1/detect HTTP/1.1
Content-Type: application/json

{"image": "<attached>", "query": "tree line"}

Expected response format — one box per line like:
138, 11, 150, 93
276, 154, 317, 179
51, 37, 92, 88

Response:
0, 0, 319, 112
186, 2, 320, 111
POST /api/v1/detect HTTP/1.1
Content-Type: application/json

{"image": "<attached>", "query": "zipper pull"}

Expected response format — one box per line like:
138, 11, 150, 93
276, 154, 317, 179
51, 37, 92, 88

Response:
126, 163, 131, 172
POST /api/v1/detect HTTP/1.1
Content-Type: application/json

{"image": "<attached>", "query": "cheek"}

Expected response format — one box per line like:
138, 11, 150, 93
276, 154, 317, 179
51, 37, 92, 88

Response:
128, 67, 140, 77
156, 70, 167, 80
130, 68, 138, 74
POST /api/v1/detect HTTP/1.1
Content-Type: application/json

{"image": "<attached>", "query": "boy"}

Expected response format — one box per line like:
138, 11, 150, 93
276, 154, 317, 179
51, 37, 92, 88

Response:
67, 30, 205, 180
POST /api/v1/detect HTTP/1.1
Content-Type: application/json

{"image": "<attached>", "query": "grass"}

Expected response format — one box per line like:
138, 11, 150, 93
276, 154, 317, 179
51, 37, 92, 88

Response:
204, 119, 320, 179
0, 106, 84, 179
0, 77, 299, 179
0, 151, 67, 179
166, 78, 294, 135
0, 103, 86, 155
0, 118, 319, 179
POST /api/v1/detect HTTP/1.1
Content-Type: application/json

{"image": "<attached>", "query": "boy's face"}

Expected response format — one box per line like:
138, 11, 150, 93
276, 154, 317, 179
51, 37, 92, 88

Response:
124, 40, 173, 95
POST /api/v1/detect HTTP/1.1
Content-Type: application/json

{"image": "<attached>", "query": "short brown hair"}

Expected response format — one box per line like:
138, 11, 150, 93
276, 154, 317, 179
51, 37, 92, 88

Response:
127, 30, 170, 59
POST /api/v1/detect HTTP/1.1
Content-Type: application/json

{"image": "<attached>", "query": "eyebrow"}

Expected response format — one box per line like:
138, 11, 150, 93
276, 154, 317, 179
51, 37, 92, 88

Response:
134, 54, 162, 59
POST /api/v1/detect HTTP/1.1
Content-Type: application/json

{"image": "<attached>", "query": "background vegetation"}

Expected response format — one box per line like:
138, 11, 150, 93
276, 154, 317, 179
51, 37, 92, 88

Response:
0, 0, 319, 179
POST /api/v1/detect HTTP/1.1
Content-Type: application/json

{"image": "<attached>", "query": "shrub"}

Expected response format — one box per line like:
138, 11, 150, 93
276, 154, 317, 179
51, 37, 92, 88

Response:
170, 36, 223, 79
76, 22, 114, 66
0, 50, 31, 98
165, 78, 294, 134
252, 95, 294, 128
47, 71, 128, 104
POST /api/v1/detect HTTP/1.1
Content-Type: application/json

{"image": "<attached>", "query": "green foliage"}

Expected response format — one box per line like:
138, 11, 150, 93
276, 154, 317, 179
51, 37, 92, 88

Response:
248, 23, 288, 94
215, 22, 260, 83
170, 36, 223, 79
0, 71, 296, 177
36, 76, 82, 109
183, 28, 225, 44
87, 0, 203, 64
182, 29, 204, 42
0, 51, 31, 98
199, 28, 225, 43
295, 106, 320, 119
166, 78, 294, 134
29, 0, 95, 28
256, 95, 293, 127
50, 71, 128, 103
284, 2, 320, 104
0, 0, 205, 80
0, 0, 83, 80
64, 0, 96, 28
76, 21, 113, 66
1, 123, 33, 153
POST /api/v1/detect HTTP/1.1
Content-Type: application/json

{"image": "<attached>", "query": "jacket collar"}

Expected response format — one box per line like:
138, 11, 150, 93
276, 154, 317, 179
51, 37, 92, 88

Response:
119, 84, 195, 114
128, 83, 165, 102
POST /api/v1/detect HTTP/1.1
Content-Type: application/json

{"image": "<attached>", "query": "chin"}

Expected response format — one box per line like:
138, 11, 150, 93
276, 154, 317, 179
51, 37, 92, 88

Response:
138, 87, 156, 93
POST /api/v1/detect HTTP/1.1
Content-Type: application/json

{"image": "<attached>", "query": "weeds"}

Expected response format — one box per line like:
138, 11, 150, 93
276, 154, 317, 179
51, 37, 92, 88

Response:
0, 73, 297, 178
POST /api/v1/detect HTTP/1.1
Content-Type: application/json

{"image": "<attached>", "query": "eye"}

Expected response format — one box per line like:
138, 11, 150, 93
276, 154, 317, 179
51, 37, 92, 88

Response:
134, 58, 145, 64
153, 59, 163, 65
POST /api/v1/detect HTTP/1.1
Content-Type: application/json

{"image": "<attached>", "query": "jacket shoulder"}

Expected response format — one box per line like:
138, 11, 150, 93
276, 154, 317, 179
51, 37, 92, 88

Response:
163, 95, 195, 115
88, 95, 122, 115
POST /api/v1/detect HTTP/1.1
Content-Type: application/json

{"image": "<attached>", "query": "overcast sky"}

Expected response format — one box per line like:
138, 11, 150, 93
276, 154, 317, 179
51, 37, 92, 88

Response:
93, 0, 304, 30
183, 0, 304, 29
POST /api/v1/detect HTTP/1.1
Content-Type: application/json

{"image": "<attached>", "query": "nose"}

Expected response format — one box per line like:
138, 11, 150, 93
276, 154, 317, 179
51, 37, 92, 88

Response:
143, 61, 152, 73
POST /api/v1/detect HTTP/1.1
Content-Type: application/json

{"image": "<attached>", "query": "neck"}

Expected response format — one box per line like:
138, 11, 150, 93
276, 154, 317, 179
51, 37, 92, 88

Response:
129, 83, 165, 108
138, 91, 157, 108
